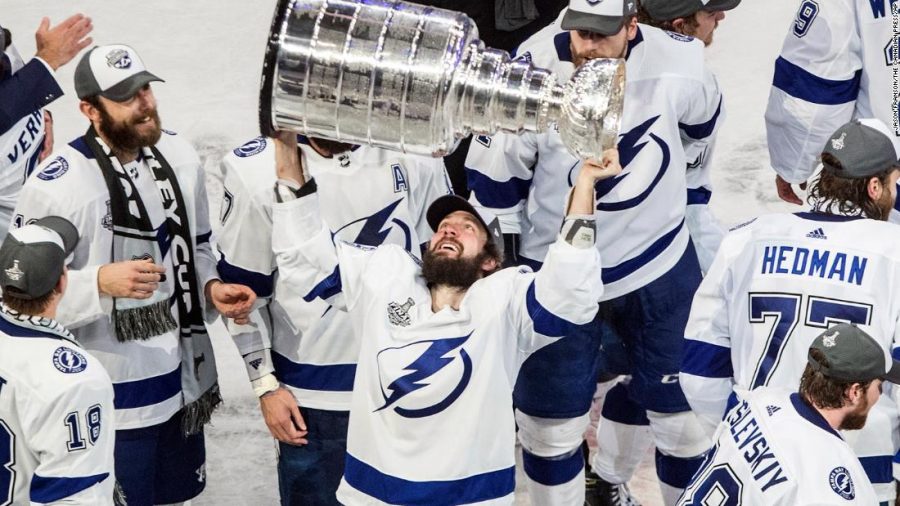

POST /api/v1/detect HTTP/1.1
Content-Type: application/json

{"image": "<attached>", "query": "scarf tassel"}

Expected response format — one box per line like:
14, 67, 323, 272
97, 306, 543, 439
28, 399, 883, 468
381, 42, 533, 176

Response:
113, 299, 178, 342
181, 383, 223, 436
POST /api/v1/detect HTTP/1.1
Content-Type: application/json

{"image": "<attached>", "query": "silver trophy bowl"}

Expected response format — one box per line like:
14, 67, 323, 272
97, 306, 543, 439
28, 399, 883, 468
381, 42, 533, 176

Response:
259, 0, 625, 159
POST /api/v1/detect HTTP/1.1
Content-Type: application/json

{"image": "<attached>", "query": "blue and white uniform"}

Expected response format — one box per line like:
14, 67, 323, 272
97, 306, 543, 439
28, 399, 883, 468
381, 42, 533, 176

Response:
766, 0, 900, 218
0, 306, 116, 505
679, 387, 878, 506
272, 190, 602, 505
216, 137, 450, 410
13, 130, 220, 430
682, 212, 900, 500
0, 45, 60, 238
466, 21, 722, 502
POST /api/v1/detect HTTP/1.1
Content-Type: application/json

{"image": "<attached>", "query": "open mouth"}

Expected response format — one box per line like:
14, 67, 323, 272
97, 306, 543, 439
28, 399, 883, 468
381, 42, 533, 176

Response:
436, 240, 461, 254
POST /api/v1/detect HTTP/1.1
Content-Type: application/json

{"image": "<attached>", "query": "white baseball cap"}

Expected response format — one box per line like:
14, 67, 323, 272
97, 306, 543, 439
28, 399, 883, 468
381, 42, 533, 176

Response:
74, 44, 164, 102
561, 0, 638, 36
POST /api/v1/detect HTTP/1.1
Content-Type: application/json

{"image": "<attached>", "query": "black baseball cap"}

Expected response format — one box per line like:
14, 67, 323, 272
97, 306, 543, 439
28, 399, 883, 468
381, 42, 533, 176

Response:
562, 0, 638, 36
74, 44, 164, 102
808, 323, 900, 384
642, 0, 741, 21
426, 195, 504, 258
0, 217, 78, 300
821, 119, 900, 178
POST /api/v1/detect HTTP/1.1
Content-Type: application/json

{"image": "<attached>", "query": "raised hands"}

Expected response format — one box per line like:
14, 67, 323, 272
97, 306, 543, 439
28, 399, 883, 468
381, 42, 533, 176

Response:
35, 14, 93, 71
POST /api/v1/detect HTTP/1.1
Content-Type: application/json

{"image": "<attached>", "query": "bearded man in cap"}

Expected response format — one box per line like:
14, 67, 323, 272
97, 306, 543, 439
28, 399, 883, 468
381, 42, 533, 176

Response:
270, 130, 620, 504
13, 44, 256, 505
682, 118, 900, 503
680, 324, 893, 505
0, 216, 118, 505
465, 0, 722, 503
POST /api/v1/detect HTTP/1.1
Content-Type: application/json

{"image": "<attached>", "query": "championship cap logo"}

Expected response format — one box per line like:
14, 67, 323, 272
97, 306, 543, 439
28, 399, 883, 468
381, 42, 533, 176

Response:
105, 48, 132, 69
830, 132, 846, 150
4, 259, 23, 281
822, 330, 839, 348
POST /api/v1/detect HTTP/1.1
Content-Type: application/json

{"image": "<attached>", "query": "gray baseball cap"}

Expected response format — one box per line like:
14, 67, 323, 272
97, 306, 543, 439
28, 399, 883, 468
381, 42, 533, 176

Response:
0, 217, 78, 300
74, 44, 164, 102
562, 0, 638, 36
642, 0, 741, 21
426, 195, 504, 259
808, 323, 900, 384
822, 119, 900, 178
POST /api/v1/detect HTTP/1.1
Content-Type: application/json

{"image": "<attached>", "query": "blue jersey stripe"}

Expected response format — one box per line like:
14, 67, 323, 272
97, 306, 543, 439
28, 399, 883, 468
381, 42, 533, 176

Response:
601, 220, 683, 284
343, 453, 515, 505
303, 265, 343, 302
112, 366, 181, 410
772, 56, 861, 105
655, 449, 705, 489
216, 254, 275, 298
679, 96, 722, 140
859, 455, 893, 484
31, 473, 108, 503
687, 187, 712, 205
525, 282, 577, 337
466, 169, 531, 209
681, 339, 733, 378
522, 448, 584, 486
272, 351, 356, 392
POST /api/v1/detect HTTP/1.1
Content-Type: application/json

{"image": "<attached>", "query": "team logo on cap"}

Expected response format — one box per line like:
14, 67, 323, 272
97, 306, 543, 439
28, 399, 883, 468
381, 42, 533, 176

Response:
828, 467, 855, 500
822, 330, 839, 347
4, 260, 23, 282
105, 48, 132, 69
37, 157, 69, 181
53, 346, 87, 374
831, 132, 847, 150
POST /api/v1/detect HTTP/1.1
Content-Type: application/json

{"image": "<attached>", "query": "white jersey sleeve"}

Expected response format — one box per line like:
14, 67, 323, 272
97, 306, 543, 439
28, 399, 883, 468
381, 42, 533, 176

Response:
680, 222, 748, 436
765, 0, 859, 184
215, 142, 279, 383
464, 132, 538, 235
685, 139, 724, 273
405, 157, 452, 248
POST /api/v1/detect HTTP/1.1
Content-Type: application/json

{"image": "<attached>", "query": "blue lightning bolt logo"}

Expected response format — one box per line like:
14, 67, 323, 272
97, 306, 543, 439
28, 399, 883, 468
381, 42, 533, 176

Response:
593, 115, 671, 211
375, 333, 473, 418
334, 198, 412, 251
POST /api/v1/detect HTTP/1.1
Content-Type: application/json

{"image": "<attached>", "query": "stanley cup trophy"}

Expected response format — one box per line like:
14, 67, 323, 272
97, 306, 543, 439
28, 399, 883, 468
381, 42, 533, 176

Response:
259, 0, 625, 159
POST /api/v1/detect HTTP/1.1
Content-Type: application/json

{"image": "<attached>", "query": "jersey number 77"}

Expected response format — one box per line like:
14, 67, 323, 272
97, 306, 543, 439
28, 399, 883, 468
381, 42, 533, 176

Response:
748, 292, 872, 388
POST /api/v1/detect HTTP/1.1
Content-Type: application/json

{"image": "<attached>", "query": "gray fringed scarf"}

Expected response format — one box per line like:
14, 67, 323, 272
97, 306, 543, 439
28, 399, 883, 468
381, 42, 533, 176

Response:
83, 126, 221, 434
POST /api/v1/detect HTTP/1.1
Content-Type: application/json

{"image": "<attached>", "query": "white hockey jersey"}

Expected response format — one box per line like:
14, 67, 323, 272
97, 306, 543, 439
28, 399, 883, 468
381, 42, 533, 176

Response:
678, 387, 878, 506
766, 0, 900, 184
12, 130, 220, 430
0, 306, 115, 505
272, 193, 602, 505
466, 24, 722, 298
216, 136, 450, 410
681, 212, 900, 498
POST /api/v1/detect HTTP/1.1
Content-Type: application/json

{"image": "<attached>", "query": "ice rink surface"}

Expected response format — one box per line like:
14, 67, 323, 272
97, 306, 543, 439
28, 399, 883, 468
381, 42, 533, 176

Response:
6, 1, 803, 503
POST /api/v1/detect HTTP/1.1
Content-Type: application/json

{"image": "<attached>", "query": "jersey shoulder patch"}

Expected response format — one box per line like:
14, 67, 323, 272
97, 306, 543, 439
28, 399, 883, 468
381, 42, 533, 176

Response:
664, 31, 695, 43
52, 346, 88, 374
37, 156, 70, 181
233, 137, 268, 158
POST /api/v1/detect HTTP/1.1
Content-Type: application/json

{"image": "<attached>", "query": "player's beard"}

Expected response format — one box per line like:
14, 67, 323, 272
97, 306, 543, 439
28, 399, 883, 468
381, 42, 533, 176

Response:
875, 188, 895, 221
97, 104, 162, 154
421, 246, 489, 289
570, 42, 627, 68
839, 394, 871, 431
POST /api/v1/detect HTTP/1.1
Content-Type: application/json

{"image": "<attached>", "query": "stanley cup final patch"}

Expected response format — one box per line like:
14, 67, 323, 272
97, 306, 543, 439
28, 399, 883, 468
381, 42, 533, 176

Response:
387, 297, 415, 327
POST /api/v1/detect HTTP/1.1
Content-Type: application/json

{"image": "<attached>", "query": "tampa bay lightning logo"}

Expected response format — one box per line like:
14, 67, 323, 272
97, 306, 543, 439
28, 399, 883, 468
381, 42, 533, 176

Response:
375, 333, 473, 418
828, 467, 854, 500
37, 156, 70, 181
593, 115, 670, 211
335, 198, 412, 251
53, 346, 87, 374
233, 137, 267, 158
665, 31, 694, 42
